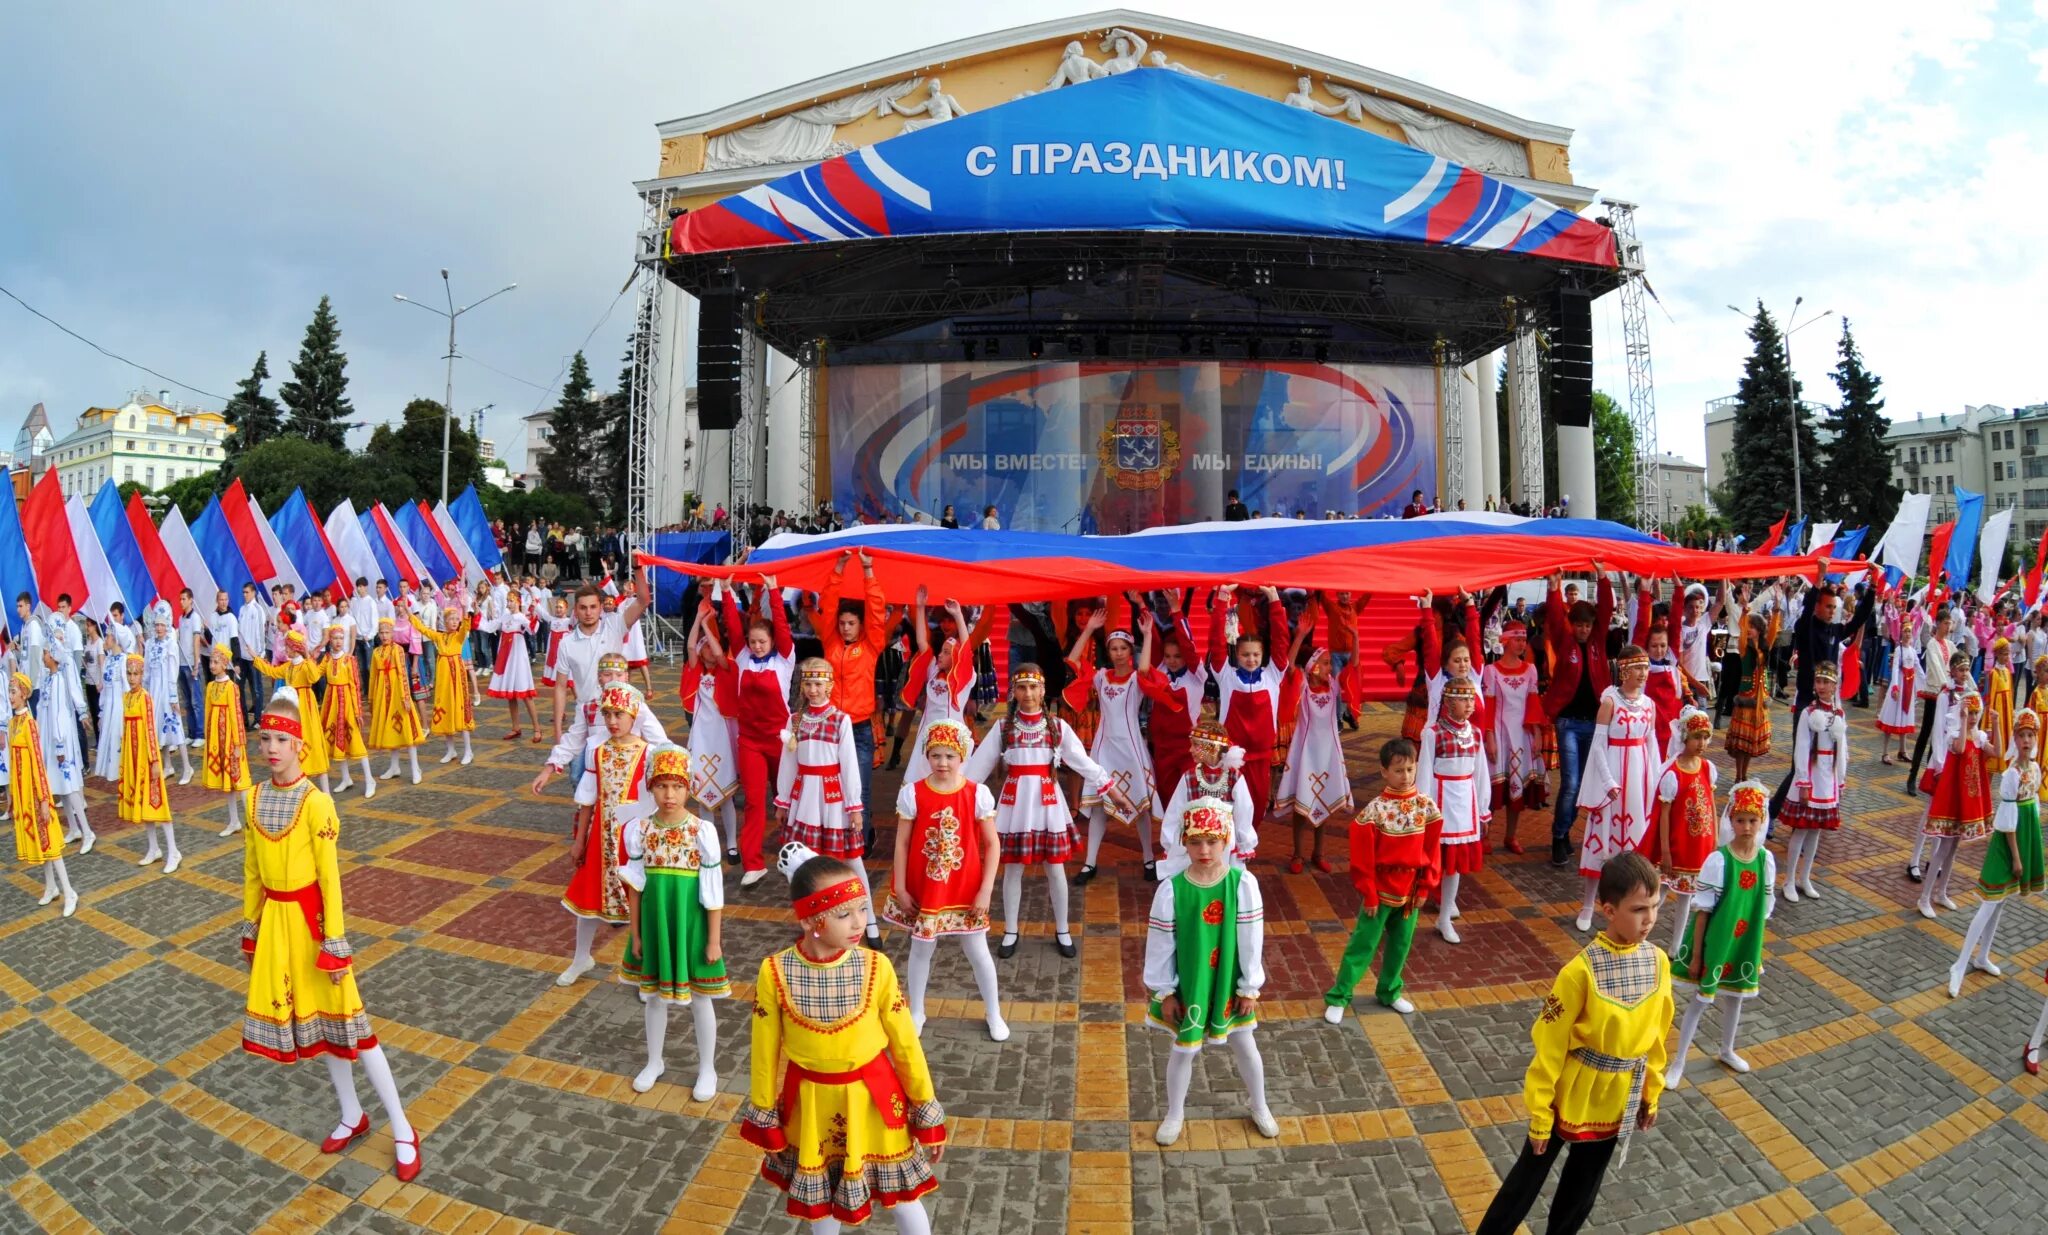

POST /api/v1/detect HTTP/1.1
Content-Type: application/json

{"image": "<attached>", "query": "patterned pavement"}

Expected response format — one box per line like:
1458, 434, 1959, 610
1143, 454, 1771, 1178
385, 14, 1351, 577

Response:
3, 689, 2048, 1234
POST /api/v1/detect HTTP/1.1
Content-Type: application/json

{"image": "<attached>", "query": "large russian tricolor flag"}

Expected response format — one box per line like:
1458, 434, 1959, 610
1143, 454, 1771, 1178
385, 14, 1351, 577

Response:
360, 504, 428, 589
432, 500, 488, 587
66, 496, 124, 623
271, 488, 345, 598
192, 497, 256, 603
449, 485, 503, 573
157, 505, 218, 610
394, 501, 456, 584
244, 492, 306, 596
0, 480, 39, 636
324, 500, 383, 591
22, 468, 89, 614
92, 482, 156, 614
218, 479, 278, 589
125, 493, 185, 607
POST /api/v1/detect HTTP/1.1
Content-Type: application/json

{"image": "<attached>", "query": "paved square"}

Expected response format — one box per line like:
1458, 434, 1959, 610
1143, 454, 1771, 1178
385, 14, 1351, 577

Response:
1865, 1117, 2048, 1233
1750, 1031, 1977, 1168
0, 1020, 126, 1145
39, 1102, 306, 1234
66, 961, 244, 1058
1809, 923, 1958, 1004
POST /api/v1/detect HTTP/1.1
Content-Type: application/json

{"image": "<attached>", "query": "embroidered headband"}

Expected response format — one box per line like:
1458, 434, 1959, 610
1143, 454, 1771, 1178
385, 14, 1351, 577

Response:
599, 683, 642, 715
1191, 719, 1231, 749
798, 663, 834, 683
2016, 708, 2040, 734
648, 744, 691, 783
1814, 660, 1840, 683
1106, 628, 1134, 646
259, 713, 303, 739
1729, 780, 1768, 816
1442, 676, 1479, 701
794, 876, 867, 920
1180, 797, 1234, 843
124, 652, 144, 669
1502, 619, 1528, 637
377, 617, 394, 630
1011, 668, 1045, 686
1616, 648, 1650, 669
285, 630, 308, 651
597, 651, 629, 672
922, 719, 970, 759
9, 671, 27, 696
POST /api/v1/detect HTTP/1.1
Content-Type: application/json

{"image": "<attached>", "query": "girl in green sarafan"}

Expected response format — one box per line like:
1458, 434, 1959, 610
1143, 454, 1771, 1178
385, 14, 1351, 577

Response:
1952, 708, 2045, 1000
1142, 797, 1275, 1148
1664, 779, 1776, 1089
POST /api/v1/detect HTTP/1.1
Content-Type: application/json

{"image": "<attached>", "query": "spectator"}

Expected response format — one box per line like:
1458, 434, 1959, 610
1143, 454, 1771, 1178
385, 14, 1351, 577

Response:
940, 504, 959, 529
523, 522, 543, 571
1223, 490, 1250, 521
1401, 489, 1429, 518
980, 505, 1001, 530
540, 556, 560, 588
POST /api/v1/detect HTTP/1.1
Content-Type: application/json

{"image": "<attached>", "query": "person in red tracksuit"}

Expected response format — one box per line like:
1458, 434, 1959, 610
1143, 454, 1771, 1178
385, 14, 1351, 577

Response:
1139, 593, 1208, 817
1542, 569, 1616, 868
1631, 577, 1685, 761
724, 577, 793, 885
1207, 584, 1291, 822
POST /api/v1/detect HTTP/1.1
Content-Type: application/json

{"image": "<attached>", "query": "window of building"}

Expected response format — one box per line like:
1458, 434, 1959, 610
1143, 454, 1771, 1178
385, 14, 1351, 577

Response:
123, 465, 133, 482
2030, 428, 2041, 448
2028, 490, 2048, 509
145, 467, 154, 485
1996, 461, 2006, 481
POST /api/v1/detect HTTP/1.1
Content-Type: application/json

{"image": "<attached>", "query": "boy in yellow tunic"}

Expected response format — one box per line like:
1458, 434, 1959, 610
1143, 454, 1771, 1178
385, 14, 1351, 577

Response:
744, 842, 946, 1232
240, 696, 422, 1182
205, 645, 253, 836
7, 671, 77, 917
367, 618, 424, 785
317, 626, 375, 799
1476, 851, 1672, 1235
252, 631, 334, 792
408, 608, 475, 766
118, 653, 180, 873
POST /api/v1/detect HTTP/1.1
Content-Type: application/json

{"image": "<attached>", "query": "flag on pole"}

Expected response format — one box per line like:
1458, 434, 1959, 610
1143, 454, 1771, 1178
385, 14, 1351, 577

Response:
1755, 512, 1791, 556
21, 469, 89, 613
1926, 519, 1957, 589
218, 479, 279, 587
91, 482, 156, 614
2025, 524, 2048, 609
125, 494, 186, 605
380, 505, 432, 586
65, 496, 124, 623
323, 501, 383, 590
1875, 492, 1932, 590
192, 498, 256, 602
394, 501, 456, 584
246, 496, 306, 596
157, 505, 219, 608
1946, 487, 1984, 590
448, 485, 503, 573
357, 509, 406, 590
0, 482, 39, 637
1769, 518, 1806, 558
271, 489, 343, 597
1806, 520, 1842, 554
431, 501, 487, 587
1977, 507, 2015, 604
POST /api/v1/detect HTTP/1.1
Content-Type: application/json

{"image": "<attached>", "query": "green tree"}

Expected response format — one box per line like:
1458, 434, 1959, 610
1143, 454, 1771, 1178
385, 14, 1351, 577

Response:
278, 295, 355, 450
231, 437, 353, 512
156, 474, 217, 523
592, 342, 634, 519
481, 483, 595, 530
538, 351, 599, 496
1720, 303, 1822, 542
1817, 319, 1900, 533
363, 398, 483, 503
1672, 503, 1731, 548
1591, 390, 1636, 526
222, 350, 284, 466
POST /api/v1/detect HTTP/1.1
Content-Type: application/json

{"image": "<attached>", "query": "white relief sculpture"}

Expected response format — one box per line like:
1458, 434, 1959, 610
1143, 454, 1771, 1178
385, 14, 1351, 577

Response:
1144, 51, 1223, 80
1099, 27, 1147, 74
891, 78, 967, 132
1283, 75, 1344, 115
1322, 83, 1531, 177
1016, 40, 1105, 98
704, 78, 923, 170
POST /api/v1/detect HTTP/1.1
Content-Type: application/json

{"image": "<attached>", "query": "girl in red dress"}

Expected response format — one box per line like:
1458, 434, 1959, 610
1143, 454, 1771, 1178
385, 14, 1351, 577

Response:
724, 577, 793, 885
1206, 585, 1290, 822
1920, 685, 1993, 919
1653, 708, 1720, 950
883, 720, 1007, 1043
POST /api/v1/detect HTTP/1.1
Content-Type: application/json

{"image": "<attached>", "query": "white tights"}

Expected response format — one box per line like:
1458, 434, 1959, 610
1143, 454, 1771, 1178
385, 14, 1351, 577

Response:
1667, 892, 1696, 953
1083, 803, 1153, 869
1783, 830, 1823, 891
175, 742, 193, 784
335, 755, 378, 797
904, 933, 1004, 1031
1920, 836, 1961, 910
1000, 863, 1072, 943
60, 792, 94, 849
1954, 898, 2007, 976
638, 996, 719, 1096
322, 1046, 416, 1162
221, 792, 245, 836
1668, 993, 1747, 1081
441, 733, 474, 764
138, 822, 180, 866
809, 1200, 932, 1235
1161, 1032, 1271, 1126
40, 858, 76, 904
571, 918, 599, 969
1576, 876, 1600, 931
714, 799, 738, 851
382, 748, 423, 784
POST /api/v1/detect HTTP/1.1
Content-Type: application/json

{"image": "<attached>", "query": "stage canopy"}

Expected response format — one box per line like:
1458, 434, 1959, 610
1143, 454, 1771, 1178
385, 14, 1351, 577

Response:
645, 515, 1848, 605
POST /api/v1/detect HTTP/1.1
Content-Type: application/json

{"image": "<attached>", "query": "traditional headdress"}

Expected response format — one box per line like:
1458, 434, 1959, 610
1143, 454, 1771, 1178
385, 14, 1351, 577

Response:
1443, 675, 1479, 701
648, 743, 691, 784
1106, 627, 1134, 646
285, 630, 308, 653
1191, 719, 1232, 753
1502, 618, 1528, 638
597, 651, 629, 674
599, 683, 642, 715
1011, 666, 1045, 686
778, 841, 867, 919
1179, 796, 1234, 844
1729, 780, 1768, 817
124, 652, 144, 670
377, 616, 394, 631
1616, 646, 1650, 670
259, 712, 303, 740
1995, 636, 2012, 654
1814, 660, 1839, 683
1681, 708, 1713, 740
1951, 650, 1973, 672
922, 719, 970, 759
2016, 708, 2040, 735
10, 670, 29, 697
799, 660, 834, 684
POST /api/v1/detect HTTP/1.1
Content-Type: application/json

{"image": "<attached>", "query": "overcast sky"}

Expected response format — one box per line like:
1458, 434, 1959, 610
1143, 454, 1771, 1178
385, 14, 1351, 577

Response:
4, 1, 2043, 475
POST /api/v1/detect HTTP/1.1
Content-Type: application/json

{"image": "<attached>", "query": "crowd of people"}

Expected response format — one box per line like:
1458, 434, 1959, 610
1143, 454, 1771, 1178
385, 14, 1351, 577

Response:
15, 538, 2048, 1234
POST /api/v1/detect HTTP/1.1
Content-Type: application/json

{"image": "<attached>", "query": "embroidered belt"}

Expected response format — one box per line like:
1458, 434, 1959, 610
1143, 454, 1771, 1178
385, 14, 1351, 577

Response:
781, 1053, 909, 1129
1002, 768, 1059, 808
1568, 1045, 1649, 1166
795, 763, 845, 805
1609, 738, 1646, 747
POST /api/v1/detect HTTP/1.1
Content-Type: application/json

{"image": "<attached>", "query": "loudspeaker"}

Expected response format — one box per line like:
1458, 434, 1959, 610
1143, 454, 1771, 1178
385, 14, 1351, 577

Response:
1547, 287, 1593, 428
698, 289, 741, 430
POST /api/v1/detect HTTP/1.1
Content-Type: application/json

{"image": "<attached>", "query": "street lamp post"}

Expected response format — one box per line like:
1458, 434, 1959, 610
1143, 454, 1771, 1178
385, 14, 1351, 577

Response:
1729, 299, 1833, 524
394, 271, 516, 504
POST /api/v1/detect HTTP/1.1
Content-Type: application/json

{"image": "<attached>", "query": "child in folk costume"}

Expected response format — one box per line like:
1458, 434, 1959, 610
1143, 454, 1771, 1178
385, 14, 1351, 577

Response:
618, 744, 728, 1097
1571, 645, 1660, 933
744, 847, 946, 1233
1144, 797, 1276, 1147
1909, 649, 1974, 882
2030, 654, 2048, 717
1484, 618, 1546, 853
1985, 637, 2017, 776
140, 613, 194, 785
1876, 630, 1921, 763
8, 672, 78, 917
1275, 647, 1350, 872
1324, 739, 1441, 1020
253, 631, 336, 793
1665, 782, 1775, 1087
1950, 708, 2044, 999
1157, 720, 1259, 880
725, 577, 795, 886
118, 653, 180, 873
1138, 594, 1207, 804
238, 697, 421, 1181
1205, 584, 1290, 824
1068, 608, 1161, 883
882, 720, 1008, 1041
366, 619, 424, 785
1653, 710, 1720, 951
1919, 683, 1993, 919
899, 590, 985, 786
534, 652, 670, 861
776, 659, 874, 944
1417, 592, 1485, 728
1418, 676, 1490, 944
680, 603, 740, 859
1725, 604, 1782, 783
205, 646, 253, 837
92, 622, 128, 781
317, 627, 376, 799
1633, 580, 1685, 759
961, 664, 1124, 960
38, 638, 98, 852
1474, 852, 1671, 1235
559, 684, 653, 987
486, 602, 542, 742
540, 596, 572, 691
407, 609, 476, 766
1781, 661, 1849, 901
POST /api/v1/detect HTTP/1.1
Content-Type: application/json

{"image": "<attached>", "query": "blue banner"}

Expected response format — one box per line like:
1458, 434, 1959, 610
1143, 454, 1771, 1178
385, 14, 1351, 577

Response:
0, 486, 37, 637
449, 485, 503, 573
393, 502, 456, 585
192, 498, 255, 603
357, 511, 405, 594
1770, 519, 1806, 557
1947, 488, 1983, 588
90, 481, 155, 615
650, 532, 732, 615
270, 489, 340, 597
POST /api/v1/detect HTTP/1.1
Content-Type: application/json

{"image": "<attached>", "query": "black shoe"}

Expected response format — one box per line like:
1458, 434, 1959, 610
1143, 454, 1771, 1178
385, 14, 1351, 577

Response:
725, 848, 741, 866
1073, 865, 1099, 886
1143, 861, 1158, 883
1908, 865, 1924, 883
1551, 839, 1571, 867
1055, 936, 1077, 959
997, 935, 1018, 959
885, 757, 901, 772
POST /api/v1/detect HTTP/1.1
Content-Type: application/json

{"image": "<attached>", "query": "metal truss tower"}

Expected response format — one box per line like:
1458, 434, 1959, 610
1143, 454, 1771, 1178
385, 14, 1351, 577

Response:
1436, 339, 1463, 506
1604, 200, 1661, 530
626, 188, 673, 556
1510, 324, 1545, 510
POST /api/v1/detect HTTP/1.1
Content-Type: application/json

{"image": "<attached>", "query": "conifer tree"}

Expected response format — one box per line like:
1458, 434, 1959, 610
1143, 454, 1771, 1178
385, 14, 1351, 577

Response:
278, 296, 355, 450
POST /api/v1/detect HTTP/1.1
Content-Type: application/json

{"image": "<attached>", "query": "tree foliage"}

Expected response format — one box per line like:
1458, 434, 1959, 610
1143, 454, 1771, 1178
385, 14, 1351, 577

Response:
1592, 390, 1636, 526
1672, 503, 1731, 548
363, 398, 483, 505
1817, 319, 1901, 534
222, 350, 283, 465
1720, 303, 1824, 543
479, 481, 596, 530
230, 437, 352, 512
278, 295, 355, 450
156, 474, 217, 523
538, 351, 601, 498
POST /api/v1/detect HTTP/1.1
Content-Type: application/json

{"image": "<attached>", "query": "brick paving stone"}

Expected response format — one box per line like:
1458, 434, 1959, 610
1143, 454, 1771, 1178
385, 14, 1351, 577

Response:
1809, 923, 1957, 1004
374, 789, 482, 826
185, 1045, 455, 1147
475, 796, 580, 836
335, 817, 423, 854
92, 875, 239, 940
339, 866, 472, 928
1957, 892, 2048, 955
1139, 1139, 1461, 1234
1125, 1018, 1395, 1120
1405, 918, 1563, 992
67, 960, 243, 1058
1866, 1117, 2048, 1233
0, 1019, 125, 1143
421, 1075, 719, 1235
191, 844, 253, 885
924, 1020, 1077, 1121
1490, 850, 1591, 909
0, 917, 130, 992
1764, 882, 1888, 936
1750, 1031, 1976, 1169
0, 1193, 31, 1235
1913, 974, 2044, 1078
392, 828, 551, 877
436, 889, 580, 956
40, 1101, 306, 1233
47, 847, 155, 894
1406, 998, 1539, 1102
360, 946, 543, 1041
318, 1204, 430, 1234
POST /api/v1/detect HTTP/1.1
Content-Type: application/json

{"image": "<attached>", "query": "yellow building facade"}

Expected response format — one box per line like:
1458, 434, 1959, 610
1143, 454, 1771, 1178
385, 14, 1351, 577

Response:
50, 393, 228, 499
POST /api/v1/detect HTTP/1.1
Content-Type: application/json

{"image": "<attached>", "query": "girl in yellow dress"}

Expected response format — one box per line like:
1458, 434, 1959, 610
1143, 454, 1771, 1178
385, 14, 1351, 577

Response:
205, 645, 253, 837
1986, 638, 2016, 777
253, 630, 335, 793
7, 671, 77, 917
317, 626, 375, 799
408, 608, 475, 766
744, 842, 945, 1232
118, 653, 180, 874
367, 618, 425, 785
240, 695, 422, 1181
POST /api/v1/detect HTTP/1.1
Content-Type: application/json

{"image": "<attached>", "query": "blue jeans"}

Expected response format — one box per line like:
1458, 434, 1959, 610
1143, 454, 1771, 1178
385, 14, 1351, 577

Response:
851, 720, 876, 850
180, 668, 204, 742
1552, 717, 1597, 844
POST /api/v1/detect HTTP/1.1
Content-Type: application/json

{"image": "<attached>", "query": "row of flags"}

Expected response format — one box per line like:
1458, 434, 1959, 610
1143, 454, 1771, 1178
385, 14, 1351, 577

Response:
0, 470, 505, 636
1760, 486, 2042, 610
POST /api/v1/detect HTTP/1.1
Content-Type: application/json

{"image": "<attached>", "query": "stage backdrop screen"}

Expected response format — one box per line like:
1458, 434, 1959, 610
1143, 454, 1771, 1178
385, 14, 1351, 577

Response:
828, 360, 1437, 532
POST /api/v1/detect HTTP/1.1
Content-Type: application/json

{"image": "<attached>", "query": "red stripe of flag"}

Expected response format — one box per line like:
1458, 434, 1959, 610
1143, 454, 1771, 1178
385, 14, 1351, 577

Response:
417, 502, 464, 583
124, 492, 185, 602
23, 469, 89, 611
368, 504, 424, 588
308, 497, 353, 599
220, 479, 277, 583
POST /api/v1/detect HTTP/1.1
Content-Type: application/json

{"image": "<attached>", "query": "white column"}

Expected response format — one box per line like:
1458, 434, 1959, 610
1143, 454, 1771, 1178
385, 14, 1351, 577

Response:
763, 346, 804, 513
1558, 422, 1596, 521
1186, 361, 1225, 520
1474, 350, 1500, 509
1504, 333, 1534, 508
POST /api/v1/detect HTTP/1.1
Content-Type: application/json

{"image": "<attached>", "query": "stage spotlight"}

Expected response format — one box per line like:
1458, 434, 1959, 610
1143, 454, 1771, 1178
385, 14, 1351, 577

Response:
1064, 335, 1083, 356
1286, 339, 1304, 359
1066, 263, 1086, 283
944, 264, 961, 289
982, 335, 1001, 358
1368, 271, 1385, 295
1028, 335, 1044, 358
963, 340, 977, 361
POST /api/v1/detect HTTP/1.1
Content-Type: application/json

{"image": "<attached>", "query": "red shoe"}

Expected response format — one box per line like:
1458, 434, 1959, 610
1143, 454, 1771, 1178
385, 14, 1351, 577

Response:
2026, 1043, 2041, 1077
394, 1131, 423, 1183
1504, 838, 1525, 855
1312, 856, 1334, 874
320, 1114, 370, 1154
504, 730, 522, 741
1288, 857, 1305, 875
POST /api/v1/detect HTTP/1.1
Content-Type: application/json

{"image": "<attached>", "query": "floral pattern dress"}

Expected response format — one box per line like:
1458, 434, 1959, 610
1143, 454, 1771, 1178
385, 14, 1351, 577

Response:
881, 779, 996, 939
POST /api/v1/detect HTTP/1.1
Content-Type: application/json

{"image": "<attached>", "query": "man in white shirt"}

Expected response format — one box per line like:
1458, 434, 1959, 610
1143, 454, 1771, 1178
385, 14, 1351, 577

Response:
16, 593, 47, 698
204, 590, 240, 718
237, 583, 270, 725
550, 563, 649, 739
176, 588, 206, 745
350, 578, 380, 688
